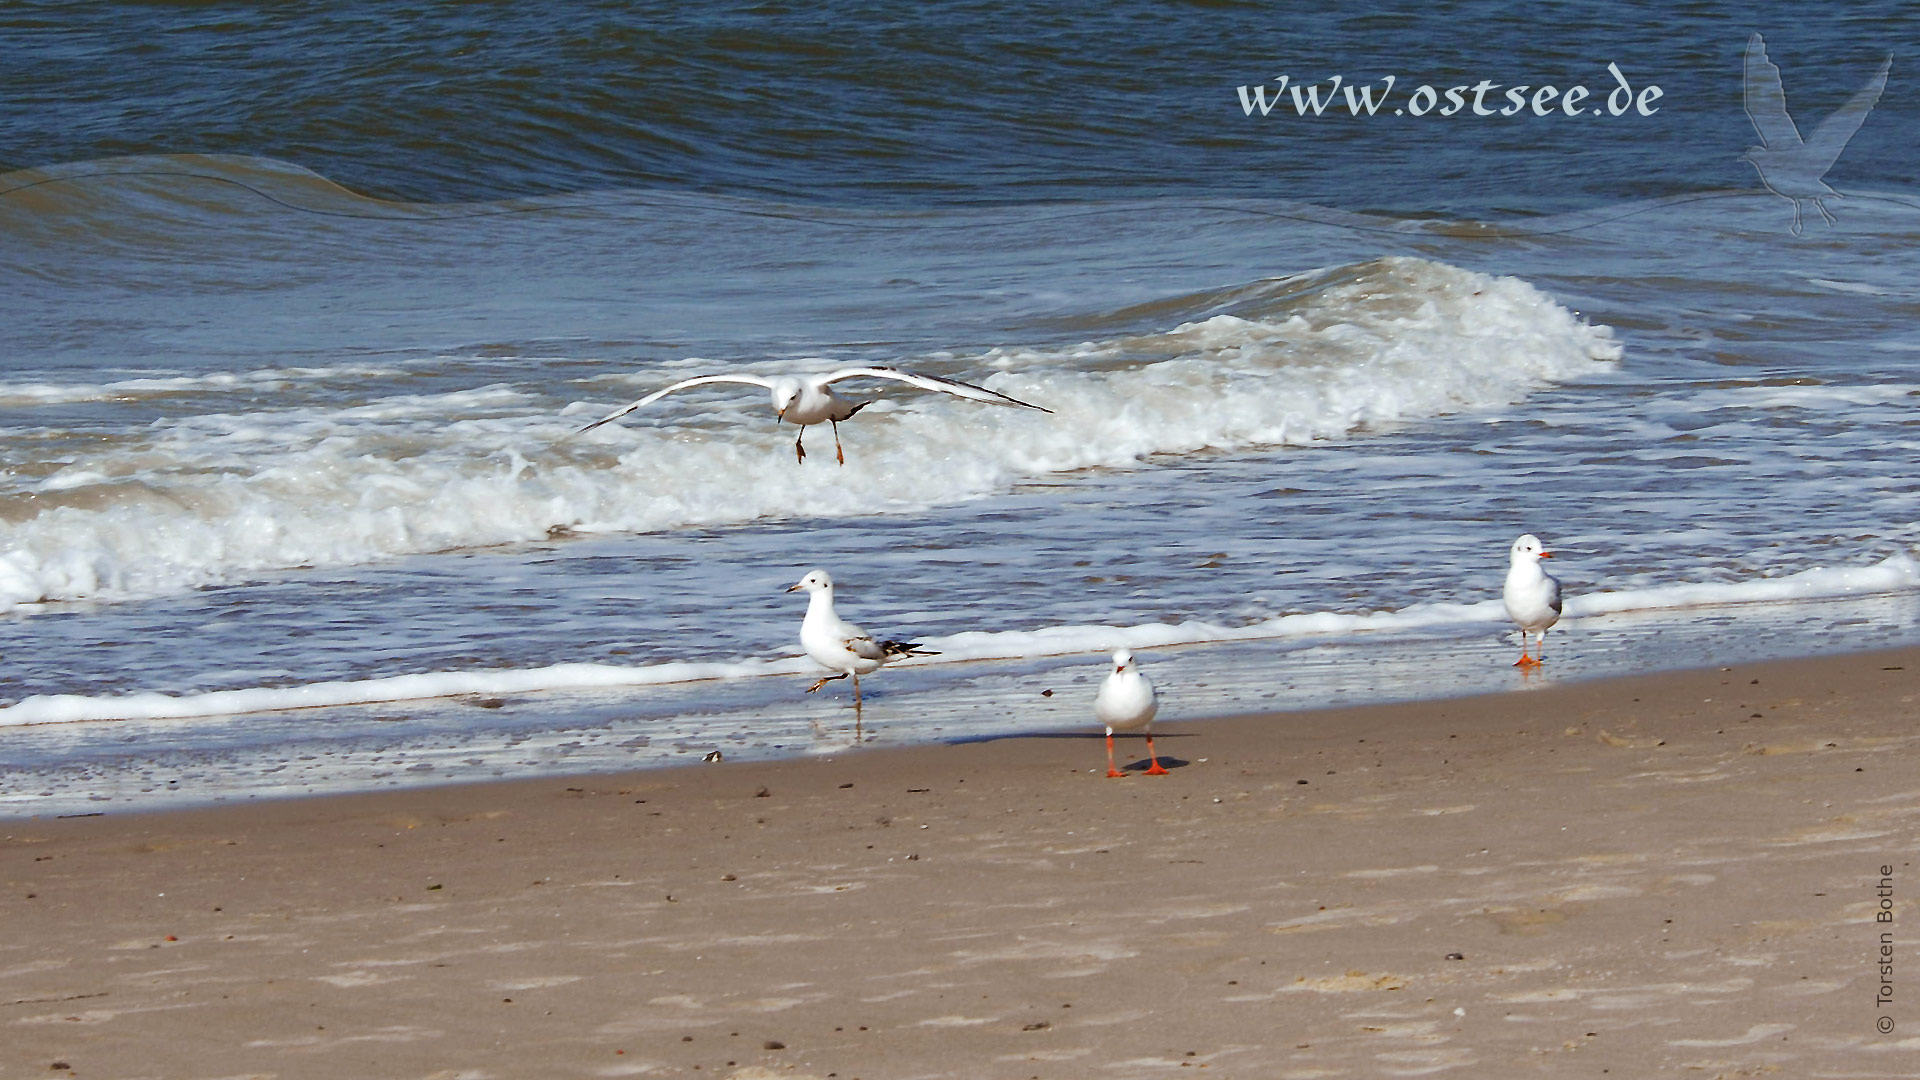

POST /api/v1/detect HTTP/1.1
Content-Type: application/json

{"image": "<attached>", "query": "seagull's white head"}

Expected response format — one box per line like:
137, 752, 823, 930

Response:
770, 377, 804, 421
786, 568, 833, 594
1510, 534, 1553, 564
1111, 648, 1135, 674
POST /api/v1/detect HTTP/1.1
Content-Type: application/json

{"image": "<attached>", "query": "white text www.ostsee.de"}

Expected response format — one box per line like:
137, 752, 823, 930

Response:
1238, 63, 1662, 118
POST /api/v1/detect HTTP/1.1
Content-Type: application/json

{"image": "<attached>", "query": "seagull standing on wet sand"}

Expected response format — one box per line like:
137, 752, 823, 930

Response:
575, 366, 1052, 464
788, 569, 934, 707
1096, 649, 1166, 777
1503, 534, 1562, 668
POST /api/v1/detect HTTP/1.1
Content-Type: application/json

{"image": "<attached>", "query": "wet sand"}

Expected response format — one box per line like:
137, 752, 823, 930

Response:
5, 648, 1918, 1078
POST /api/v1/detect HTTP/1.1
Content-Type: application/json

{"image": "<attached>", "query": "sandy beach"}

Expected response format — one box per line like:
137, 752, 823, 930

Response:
5, 648, 1917, 1078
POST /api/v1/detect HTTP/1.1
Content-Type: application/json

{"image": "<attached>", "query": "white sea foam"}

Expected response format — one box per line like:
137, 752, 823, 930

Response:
0, 257, 1616, 611
1695, 382, 1920, 411
3, 553, 1908, 726
0, 659, 797, 727
924, 552, 1920, 660
0, 363, 410, 406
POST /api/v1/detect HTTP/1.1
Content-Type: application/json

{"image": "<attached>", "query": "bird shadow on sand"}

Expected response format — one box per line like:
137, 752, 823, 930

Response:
942, 730, 1194, 772
1113, 756, 1190, 774
944, 730, 1195, 745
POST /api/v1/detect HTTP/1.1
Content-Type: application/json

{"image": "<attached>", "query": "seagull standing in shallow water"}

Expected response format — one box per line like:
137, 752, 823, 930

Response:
787, 569, 934, 707
576, 366, 1051, 464
1503, 534, 1562, 668
1095, 649, 1166, 777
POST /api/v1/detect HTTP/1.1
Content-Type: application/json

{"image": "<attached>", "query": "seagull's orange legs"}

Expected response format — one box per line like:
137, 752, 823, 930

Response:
1107, 732, 1170, 777
1514, 633, 1544, 667
1143, 734, 1169, 775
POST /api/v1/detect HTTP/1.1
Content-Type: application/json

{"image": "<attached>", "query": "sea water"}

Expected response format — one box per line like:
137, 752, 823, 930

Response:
3, 4, 1919, 813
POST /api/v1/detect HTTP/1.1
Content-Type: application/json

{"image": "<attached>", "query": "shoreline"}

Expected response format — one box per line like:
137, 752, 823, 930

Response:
6, 646, 1917, 1076
9, 588, 1920, 820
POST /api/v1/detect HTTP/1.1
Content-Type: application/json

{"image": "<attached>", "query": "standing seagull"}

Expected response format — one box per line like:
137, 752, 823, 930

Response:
1740, 32, 1890, 235
1095, 649, 1166, 778
1502, 534, 1562, 668
787, 569, 934, 707
576, 366, 1051, 464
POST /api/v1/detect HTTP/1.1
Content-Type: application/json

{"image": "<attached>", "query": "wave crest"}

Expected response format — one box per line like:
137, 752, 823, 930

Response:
0, 256, 1617, 610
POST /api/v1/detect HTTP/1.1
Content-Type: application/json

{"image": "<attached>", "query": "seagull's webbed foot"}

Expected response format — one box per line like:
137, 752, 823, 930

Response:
1143, 736, 1170, 775
795, 432, 807, 463
806, 674, 847, 693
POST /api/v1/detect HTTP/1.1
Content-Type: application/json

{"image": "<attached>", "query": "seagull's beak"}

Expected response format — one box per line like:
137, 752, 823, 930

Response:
1538, 551, 1554, 559
776, 406, 787, 423
785, 582, 803, 592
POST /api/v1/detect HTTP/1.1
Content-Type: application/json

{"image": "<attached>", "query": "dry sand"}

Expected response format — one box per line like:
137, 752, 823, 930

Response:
5, 648, 1919, 1078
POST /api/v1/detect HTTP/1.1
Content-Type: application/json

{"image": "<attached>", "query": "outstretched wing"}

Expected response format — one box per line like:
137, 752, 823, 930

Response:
1743, 33, 1804, 150
819, 367, 1052, 413
572, 374, 776, 435
1804, 53, 1890, 166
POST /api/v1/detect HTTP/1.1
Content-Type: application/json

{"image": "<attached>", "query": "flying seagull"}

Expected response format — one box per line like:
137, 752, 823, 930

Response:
1741, 32, 1891, 234
575, 366, 1052, 464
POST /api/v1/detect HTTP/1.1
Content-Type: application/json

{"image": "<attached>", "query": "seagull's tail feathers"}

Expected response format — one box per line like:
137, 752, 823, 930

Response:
880, 640, 938, 660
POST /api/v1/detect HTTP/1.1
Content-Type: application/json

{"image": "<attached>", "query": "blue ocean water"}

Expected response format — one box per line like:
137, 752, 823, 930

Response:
3, 3, 1920, 813
6, 2, 1915, 209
